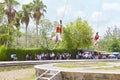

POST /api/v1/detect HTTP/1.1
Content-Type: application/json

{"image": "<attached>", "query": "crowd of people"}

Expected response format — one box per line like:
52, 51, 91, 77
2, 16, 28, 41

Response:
25, 52, 71, 60
11, 50, 120, 61
76, 50, 120, 59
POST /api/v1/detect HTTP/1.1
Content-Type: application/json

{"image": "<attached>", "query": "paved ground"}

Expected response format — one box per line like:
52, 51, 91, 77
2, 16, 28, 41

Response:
0, 68, 35, 80
0, 60, 120, 67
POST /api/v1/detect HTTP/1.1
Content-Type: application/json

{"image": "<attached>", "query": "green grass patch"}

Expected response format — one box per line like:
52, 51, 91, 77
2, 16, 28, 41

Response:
91, 66, 120, 70
16, 74, 35, 80
0, 65, 33, 72
54, 62, 108, 68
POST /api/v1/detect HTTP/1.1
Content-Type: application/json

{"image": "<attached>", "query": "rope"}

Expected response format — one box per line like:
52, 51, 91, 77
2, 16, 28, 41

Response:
48, 0, 68, 50
61, 0, 68, 20
48, 42, 59, 50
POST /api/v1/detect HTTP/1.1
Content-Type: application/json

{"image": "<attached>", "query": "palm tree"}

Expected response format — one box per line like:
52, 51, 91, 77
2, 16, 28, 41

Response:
31, 0, 47, 48
0, 2, 5, 23
0, 2, 4, 9
2, 0, 19, 47
4, 0, 19, 24
21, 4, 32, 48
14, 11, 23, 47
0, 24, 8, 46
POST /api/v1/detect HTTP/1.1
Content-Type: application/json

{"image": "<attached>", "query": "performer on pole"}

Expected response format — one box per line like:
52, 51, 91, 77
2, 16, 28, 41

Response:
51, 20, 62, 43
94, 32, 99, 46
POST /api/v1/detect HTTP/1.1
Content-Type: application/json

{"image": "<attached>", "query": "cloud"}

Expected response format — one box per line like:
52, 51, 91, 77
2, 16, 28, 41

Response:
91, 11, 103, 22
102, 3, 120, 11
90, 11, 111, 27
0, 0, 4, 2
57, 4, 72, 17
74, 11, 86, 19
107, 21, 120, 27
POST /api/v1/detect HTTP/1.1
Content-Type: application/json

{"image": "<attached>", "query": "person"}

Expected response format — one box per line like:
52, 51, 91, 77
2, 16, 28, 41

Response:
51, 20, 63, 43
35, 54, 39, 60
94, 32, 99, 46
26, 54, 30, 60
34, 54, 37, 60
29, 54, 32, 60
11, 54, 17, 61
25, 54, 32, 60
51, 52, 55, 60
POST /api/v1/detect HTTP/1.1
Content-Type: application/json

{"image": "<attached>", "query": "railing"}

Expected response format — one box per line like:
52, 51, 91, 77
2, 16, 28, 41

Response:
35, 70, 50, 80
49, 71, 61, 80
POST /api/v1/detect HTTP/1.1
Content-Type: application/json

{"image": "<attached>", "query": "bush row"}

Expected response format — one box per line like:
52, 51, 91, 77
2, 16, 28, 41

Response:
0, 46, 78, 61
0, 45, 7, 61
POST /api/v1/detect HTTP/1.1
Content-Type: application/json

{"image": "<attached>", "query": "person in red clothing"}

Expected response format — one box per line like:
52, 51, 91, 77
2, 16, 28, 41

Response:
59, 20, 62, 35
51, 20, 63, 42
94, 32, 99, 46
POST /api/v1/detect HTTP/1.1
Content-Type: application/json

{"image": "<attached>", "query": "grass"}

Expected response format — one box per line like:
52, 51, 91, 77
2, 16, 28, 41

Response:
54, 62, 120, 70
16, 74, 35, 80
54, 62, 108, 68
54, 62, 78, 68
0, 65, 33, 72
91, 66, 120, 70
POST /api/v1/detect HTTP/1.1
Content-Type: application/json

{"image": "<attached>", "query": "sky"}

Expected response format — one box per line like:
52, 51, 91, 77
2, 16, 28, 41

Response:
0, 0, 120, 37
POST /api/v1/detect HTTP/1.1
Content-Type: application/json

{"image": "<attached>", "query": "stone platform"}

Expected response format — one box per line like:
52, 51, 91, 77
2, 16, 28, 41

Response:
34, 60, 120, 80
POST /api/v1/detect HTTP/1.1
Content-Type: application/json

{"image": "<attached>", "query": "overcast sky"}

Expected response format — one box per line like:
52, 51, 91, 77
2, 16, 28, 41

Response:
1, 0, 120, 36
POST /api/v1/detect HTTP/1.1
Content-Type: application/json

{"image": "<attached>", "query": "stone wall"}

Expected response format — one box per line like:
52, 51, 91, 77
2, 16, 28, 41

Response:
35, 69, 120, 80
34, 60, 120, 80
61, 72, 120, 80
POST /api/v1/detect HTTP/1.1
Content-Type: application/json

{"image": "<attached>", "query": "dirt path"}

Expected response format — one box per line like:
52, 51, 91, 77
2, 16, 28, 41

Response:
0, 68, 35, 80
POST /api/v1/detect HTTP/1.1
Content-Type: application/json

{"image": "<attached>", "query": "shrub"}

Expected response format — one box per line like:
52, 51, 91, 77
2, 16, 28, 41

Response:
0, 45, 7, 61
5, 48, 78, 61
6, 48, 47, 61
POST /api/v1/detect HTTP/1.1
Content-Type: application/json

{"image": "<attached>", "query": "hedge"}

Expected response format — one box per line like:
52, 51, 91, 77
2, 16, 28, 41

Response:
0, 45, 7, 61
4, 48, 78, 61
6, 48, 49, 61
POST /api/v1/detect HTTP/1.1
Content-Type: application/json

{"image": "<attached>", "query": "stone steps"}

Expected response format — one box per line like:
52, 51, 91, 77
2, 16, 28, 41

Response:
39, 77, 49, 80
36, 70, 60, 80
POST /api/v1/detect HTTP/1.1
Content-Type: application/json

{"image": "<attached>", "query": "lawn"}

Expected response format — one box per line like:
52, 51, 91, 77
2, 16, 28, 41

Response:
54, 62, 108, 68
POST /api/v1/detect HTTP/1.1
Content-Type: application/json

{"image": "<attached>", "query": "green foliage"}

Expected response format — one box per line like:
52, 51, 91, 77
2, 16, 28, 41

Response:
0, 45, 7, 61
0, 34, 9, 46
0, 24, 7, 46
5, 0, 20, 6
98, 27, 120, 52
0, 0, 21, 47
99, 36, 120, 52
4, 48, 78, 61
6, 48, 51, 60
39, 19, 58, 49
29, 0, 47, 48
7, 48, 40, 60
0, 3, 5, 23
108, 37, 120, 52
62, 18, 93, 50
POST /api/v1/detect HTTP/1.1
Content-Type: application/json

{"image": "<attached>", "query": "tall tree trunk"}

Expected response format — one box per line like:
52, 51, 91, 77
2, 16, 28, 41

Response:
25, 26, 27, 48
45, 37, 49, 48
16, 34, 18, 47
6, 25, 9, 48
6, 23, 11, 48
36, 23, 39, 48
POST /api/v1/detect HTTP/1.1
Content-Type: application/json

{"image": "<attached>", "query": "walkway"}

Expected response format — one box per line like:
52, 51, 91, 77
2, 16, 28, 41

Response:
0, 68, 34, 80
